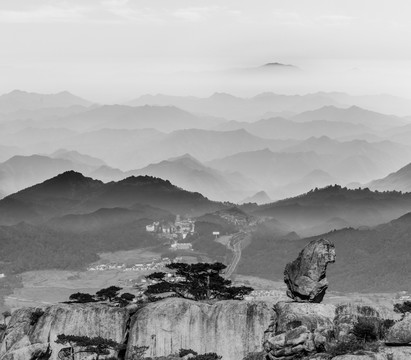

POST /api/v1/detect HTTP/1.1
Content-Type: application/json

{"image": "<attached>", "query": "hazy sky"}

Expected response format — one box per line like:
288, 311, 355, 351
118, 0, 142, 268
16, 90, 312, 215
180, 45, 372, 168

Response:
2, 0, 411, 102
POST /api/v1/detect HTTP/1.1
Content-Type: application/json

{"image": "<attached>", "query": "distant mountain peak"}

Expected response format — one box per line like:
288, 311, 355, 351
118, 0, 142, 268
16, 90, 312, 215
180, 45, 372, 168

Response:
262, 62, 297, 68
51, 170, 93, 183
241, 190, 272, 205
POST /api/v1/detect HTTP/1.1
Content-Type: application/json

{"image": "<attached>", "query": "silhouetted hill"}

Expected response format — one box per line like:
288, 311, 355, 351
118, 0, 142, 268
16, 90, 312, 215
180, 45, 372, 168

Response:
47, 205, 172, 233
0, 90, 92, 113
368, 162, 411, 192
0, 171, 226, 225
253, 185, 411, 236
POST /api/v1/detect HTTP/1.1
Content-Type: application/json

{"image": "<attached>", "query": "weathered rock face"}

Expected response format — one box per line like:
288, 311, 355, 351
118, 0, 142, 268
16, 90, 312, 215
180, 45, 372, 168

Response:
284, 238, 335, 303
331, 348, 411, 360
334, 304, 381, 342
386, 313, 411, 345
127, 298, 273, 360
263, 301, 335, 360
0, 304, 129, 360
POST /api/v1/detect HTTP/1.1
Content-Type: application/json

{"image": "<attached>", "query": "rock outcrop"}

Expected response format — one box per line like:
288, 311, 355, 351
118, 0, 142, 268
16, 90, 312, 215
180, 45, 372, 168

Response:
127, 298, 273, 360
386, 313, 411, 345
334, 304, 381, 342
284, 238, 336, 303
263, 301, 335, 359
0, 304, 129, 360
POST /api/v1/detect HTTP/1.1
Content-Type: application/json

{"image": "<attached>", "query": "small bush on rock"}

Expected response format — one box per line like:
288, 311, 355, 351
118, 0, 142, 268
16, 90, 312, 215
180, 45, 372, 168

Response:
30, 309, 44, 326
286, 320, 302, 331
352, 317, 379, 342
191, 353, 221, 360
394, 300, 411, 318
179, 349, 198, 357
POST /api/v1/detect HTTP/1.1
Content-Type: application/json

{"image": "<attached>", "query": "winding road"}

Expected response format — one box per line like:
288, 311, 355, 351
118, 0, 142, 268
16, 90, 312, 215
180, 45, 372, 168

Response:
223, 231, 250, 278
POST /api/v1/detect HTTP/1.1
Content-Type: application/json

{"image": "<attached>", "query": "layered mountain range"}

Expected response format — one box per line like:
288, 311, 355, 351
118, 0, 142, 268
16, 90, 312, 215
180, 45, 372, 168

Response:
2, 89, 411, 292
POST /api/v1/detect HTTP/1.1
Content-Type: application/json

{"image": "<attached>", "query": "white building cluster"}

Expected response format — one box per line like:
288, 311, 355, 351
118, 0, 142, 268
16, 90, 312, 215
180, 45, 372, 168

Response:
87, 257, 177, 272
146, 215, 195, 240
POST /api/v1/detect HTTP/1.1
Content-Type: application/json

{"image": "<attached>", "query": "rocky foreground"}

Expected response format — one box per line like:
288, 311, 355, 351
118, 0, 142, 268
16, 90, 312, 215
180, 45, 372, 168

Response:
0, 298, 272, 360
1, 298, 411, 360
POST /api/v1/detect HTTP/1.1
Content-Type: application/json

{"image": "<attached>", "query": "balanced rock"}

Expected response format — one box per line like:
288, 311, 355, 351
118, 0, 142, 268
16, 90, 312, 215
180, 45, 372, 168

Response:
284, 238, 335, 303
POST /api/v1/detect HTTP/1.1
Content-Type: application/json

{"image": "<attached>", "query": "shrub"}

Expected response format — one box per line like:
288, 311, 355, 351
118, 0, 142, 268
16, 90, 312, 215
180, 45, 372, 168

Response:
394, 301, 411, 317
286, 320, 302, 331
192, 353, 222, 360
352, 317, 379, 342
30, 309, 45, 326
179, 349, 198, 357
129, 345, 149, 359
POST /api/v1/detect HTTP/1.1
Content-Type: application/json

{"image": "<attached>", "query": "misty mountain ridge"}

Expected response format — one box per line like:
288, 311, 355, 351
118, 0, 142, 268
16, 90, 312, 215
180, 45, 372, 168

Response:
291, 105, 406, 130
127, 91, 411, 119
126, 153, 255, 202
240, 191, 272, 205
367, 162, 411, 193
0, 90, 93, 113
0, 152, 109, 196
215, 116, 372, 140
47, 104, 225, 132
121, 128, 297, 169
253, 184, 411, 235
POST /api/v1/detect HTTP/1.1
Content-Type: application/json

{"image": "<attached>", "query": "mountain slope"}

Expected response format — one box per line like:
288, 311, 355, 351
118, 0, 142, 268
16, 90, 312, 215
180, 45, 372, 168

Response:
124, 129, 296, 169
238, 211, 411, 292
128, 154, 254, 202
254, 185, 411, 236
0, 171, 225, 225
367, 162, 411, 192
0, 151, 109, 196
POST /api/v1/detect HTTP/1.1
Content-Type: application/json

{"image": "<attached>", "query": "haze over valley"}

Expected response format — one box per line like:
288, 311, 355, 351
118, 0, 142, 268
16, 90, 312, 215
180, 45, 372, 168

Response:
4, 5, 411, 358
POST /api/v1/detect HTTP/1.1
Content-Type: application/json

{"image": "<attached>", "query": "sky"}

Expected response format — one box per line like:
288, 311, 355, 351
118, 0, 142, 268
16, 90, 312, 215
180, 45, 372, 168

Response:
1, 0, 411, 102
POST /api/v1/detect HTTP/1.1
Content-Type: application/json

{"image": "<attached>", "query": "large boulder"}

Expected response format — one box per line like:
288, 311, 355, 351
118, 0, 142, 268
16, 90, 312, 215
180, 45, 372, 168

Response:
0, 304, 129, 360
284, 238, 335, 303
127, 297, 273, 360
386, 313, 411, 344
